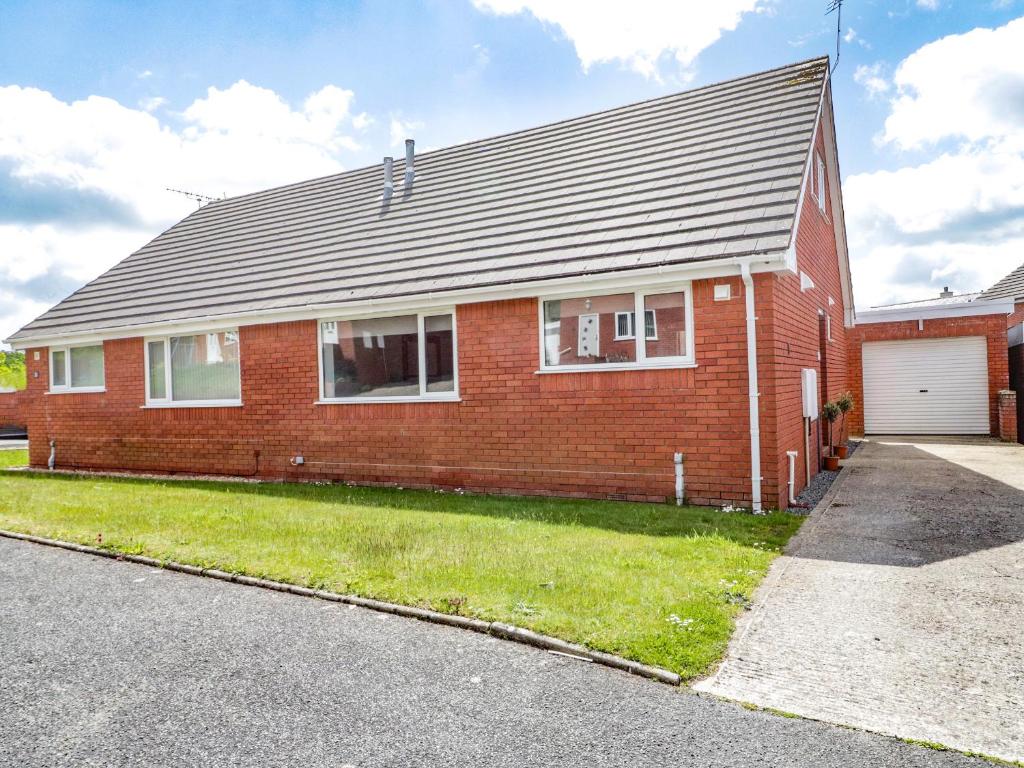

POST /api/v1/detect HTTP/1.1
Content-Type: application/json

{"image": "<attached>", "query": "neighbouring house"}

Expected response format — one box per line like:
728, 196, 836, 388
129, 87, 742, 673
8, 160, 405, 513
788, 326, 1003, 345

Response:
5, 57, 854, 511
982, 263, 1024, 443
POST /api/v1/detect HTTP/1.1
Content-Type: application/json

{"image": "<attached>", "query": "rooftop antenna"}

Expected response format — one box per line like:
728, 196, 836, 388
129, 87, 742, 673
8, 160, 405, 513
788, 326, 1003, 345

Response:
826, 0, 843, 75
165, 187, 222, 208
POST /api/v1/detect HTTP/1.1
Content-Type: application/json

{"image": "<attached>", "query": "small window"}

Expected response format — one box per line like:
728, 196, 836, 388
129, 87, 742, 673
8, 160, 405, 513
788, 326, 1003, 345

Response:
320, 311, 457, 401
541, 286, 692, 370
814, 153, 826, 213
145, 330, 241, 405
614, 311, 633, 340
49, 344, 104, 392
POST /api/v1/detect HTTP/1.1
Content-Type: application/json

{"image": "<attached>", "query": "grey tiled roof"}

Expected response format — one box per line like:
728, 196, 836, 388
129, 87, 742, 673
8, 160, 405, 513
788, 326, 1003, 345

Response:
981, 262, 1024, 302
10, 57, 830, 342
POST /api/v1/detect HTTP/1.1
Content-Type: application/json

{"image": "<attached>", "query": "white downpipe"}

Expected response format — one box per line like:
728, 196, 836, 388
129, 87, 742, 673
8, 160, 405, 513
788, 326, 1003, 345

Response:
786, 450, 798, 505
674, 452, 684, 506
48, 439, 56, 470
740, 262, 763, 514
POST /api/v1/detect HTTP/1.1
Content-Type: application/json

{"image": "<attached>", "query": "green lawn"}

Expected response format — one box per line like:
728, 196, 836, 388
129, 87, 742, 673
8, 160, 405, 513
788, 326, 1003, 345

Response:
0, 449, 28, 469
0, 457, 801, 679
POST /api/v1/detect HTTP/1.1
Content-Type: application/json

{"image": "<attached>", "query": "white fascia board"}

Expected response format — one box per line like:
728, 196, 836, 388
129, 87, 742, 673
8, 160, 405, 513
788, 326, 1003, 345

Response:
855, 298, 1014, 324
820, 83, 856, 328
784, 73, 828, 278
7, 252, 790, 349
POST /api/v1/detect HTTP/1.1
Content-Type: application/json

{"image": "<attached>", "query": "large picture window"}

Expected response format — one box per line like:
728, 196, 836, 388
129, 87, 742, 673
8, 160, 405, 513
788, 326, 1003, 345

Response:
540, 285, 693, 371
320, 310, 457, 401
144, 330, 241, 406
49, 344, 105, 392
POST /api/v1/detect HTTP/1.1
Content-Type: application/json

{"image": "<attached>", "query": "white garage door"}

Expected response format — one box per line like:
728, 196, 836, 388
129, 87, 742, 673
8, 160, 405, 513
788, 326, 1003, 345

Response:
863, 336, 989, 434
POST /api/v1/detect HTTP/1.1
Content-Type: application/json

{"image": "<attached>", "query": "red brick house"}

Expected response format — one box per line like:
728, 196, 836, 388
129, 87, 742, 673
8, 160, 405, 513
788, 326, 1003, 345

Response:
5, 57, 855, 511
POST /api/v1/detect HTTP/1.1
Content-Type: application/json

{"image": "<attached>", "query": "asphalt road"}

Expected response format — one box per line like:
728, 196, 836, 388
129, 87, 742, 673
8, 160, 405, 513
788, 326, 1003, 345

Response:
0, 536, 986, 767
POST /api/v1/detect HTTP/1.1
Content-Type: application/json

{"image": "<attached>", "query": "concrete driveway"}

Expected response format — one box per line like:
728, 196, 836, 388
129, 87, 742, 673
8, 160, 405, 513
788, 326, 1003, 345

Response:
697, 437, 1024, 763
0, 536, 986, 768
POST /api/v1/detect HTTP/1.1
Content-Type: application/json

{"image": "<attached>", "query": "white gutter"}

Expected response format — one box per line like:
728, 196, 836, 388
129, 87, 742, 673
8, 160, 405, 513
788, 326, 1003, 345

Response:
740, 260, 762, 514
6, 252, 790, 349
854, 297, 1014, 324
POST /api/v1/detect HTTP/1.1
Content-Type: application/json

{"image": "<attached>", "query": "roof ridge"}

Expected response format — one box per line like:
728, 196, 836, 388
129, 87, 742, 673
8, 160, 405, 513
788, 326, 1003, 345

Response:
208, 55, 830, 210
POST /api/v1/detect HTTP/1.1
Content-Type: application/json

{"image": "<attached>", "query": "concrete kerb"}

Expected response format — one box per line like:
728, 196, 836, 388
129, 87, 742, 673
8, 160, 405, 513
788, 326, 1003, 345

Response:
0, 528, 682, 687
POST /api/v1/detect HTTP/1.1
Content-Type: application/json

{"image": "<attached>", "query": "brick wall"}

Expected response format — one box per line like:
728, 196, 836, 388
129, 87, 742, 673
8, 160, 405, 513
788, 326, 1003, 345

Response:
998, 390, 1018, 443
1007, 300, 1024, 329
24, 278, 782, 507
760, 123, 849, 509
0, 389, 30, 429
848, 314, 1010, 437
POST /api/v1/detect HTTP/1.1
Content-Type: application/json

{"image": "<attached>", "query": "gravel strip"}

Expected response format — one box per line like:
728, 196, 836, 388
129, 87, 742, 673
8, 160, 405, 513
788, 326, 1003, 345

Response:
793, 440, 860, 512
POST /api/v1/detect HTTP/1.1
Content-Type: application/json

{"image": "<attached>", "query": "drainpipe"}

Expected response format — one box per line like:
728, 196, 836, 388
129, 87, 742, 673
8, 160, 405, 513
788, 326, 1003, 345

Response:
48, 439, 56, 470
740, 262, 763, 514
786, 450, 798, 506
674, 452, 684, 506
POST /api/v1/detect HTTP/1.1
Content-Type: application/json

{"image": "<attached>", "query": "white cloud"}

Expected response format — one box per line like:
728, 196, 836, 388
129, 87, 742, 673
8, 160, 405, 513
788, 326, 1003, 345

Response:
139, 96, 167, 112
0, 81, 366, 342
882, 16, 1024, 149
845, 17, 1024, 308
471, 0, 763, 79
916, 0, 939, 9
389, 116, 425, 150
853, 63, 890, 99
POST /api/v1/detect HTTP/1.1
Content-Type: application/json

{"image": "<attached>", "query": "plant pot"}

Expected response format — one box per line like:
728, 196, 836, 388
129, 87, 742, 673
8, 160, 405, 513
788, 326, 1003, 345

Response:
823, 455, 840, 471
836, 444, 849, 459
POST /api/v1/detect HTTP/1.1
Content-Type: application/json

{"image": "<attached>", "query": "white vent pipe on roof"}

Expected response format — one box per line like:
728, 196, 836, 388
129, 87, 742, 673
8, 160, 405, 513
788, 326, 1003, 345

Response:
404, 139, 415, 189
383, 156, 394, 200
740, 261, 763, 514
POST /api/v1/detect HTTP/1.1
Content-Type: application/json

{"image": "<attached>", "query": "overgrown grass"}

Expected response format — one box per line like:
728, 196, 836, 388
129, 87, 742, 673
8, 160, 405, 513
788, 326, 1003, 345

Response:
0, 466, 801, 679
0, 449, 28, 469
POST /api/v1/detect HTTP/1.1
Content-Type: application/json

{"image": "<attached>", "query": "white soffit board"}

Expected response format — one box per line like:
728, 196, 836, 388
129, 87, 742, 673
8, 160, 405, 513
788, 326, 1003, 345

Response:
862, 336, 989, 435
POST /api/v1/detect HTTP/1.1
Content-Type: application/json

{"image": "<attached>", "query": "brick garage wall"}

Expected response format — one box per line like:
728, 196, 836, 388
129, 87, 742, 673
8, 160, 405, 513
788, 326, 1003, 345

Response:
847, 314, 1010, 437
0, 389, 30, 429
25, 278, 778, 507
759, 121, 850, 510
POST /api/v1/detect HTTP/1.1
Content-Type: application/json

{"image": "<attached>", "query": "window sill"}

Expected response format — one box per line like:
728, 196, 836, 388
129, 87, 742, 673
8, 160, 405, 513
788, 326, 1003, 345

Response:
141, 401, 243, 409
535, 362, 697, 374
46, 387, 106, 395
316, 395, 462, 405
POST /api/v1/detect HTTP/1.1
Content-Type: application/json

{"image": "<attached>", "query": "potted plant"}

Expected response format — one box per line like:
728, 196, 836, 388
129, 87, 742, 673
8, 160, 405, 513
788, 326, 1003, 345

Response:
835, 391, 854, 459
822, 400, 841, 470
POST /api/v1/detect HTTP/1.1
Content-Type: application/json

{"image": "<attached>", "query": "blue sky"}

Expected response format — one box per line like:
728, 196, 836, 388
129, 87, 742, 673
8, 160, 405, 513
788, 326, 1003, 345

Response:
1, 0, 1023, 343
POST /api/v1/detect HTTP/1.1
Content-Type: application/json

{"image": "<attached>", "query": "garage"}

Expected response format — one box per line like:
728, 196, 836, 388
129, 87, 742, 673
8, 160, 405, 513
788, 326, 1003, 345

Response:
862, 337, 990, 434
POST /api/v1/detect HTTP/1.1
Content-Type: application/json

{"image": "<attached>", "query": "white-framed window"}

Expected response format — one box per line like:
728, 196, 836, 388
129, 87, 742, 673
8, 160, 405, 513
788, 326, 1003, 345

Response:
49, 344, 105, 393
144, 330, 242, 407
813, 152, 826, 213
319, 309, 458, 402
540, 284, 694, 372
613, 309, 658, 341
